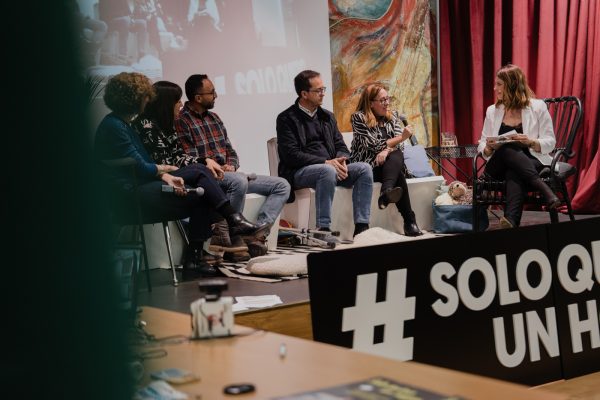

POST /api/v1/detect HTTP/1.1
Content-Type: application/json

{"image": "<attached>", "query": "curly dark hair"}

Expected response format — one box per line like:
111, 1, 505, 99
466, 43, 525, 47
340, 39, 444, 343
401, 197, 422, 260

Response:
103, 72, 155, 115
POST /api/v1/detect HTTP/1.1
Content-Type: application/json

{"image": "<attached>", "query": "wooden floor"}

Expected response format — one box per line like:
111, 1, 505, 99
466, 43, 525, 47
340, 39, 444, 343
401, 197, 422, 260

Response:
138, 269, 312, 339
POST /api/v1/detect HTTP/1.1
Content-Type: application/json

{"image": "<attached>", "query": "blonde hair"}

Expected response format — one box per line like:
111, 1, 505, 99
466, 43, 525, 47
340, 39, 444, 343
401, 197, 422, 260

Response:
104, 72, 155, 115
355, 83, 392, 128
495, 64, 535, 110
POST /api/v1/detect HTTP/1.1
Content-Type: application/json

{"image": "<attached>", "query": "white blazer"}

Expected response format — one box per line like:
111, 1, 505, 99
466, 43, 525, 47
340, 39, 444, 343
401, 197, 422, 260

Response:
477, 98, 556, 165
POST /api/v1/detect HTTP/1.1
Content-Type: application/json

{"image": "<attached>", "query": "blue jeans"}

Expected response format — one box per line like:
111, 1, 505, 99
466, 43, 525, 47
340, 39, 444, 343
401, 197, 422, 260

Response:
219, 172, 290, 225
293, 162, 373, 228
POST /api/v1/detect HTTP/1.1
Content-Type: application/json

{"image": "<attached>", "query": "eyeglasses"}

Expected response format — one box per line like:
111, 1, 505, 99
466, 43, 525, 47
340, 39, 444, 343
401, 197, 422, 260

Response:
308, 87, 327, 94
196, 90, 217, 97
374, 96, 393, 105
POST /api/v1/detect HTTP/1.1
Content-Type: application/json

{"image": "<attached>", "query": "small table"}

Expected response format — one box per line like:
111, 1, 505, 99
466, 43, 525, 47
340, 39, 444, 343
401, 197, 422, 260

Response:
425, 144, 479, 184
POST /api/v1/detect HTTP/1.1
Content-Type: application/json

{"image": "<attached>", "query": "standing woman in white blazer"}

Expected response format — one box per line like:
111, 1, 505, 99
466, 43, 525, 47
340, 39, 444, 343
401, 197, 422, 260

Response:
477, 64, 560, 228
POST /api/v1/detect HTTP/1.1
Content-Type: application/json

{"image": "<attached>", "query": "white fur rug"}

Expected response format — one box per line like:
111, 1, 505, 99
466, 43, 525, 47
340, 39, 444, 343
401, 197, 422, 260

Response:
245, 228, 436, 276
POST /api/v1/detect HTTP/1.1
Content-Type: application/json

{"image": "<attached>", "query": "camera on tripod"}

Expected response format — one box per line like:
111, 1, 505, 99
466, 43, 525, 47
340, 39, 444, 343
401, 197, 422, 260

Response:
190, 279, 234, 339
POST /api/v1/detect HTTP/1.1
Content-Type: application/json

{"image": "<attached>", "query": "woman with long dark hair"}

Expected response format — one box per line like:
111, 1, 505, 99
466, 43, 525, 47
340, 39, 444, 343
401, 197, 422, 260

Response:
133, 80, 201, 167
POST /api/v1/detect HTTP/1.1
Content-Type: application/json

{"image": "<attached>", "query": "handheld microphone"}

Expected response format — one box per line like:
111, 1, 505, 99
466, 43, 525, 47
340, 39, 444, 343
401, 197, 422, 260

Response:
399, 114, 408, 127
399, 114, 418, 146
161, 185, 205, 196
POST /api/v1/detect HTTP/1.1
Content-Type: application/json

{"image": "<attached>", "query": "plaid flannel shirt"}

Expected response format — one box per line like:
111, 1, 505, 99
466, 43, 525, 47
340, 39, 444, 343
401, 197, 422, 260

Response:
175, 102, 239, 169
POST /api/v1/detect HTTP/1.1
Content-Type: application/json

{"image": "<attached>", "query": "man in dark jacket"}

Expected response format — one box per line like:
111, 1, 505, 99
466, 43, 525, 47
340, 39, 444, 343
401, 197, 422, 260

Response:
276, 70, 373, 236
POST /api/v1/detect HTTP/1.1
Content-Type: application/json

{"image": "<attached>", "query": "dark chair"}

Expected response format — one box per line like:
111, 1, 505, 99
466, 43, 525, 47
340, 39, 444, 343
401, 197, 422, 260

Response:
103, 157, 186, 288
472, 96, 583, 231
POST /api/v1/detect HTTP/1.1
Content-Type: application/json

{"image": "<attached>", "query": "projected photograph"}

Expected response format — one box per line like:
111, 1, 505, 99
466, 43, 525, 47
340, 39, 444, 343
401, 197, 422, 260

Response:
329, 0, 439, 146
75, 0, 333, 175
74, 0, 313, 92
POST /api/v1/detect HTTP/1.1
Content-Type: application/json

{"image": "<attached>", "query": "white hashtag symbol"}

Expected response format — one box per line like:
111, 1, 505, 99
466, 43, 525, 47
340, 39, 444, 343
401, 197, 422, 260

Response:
342, 269, 416, 361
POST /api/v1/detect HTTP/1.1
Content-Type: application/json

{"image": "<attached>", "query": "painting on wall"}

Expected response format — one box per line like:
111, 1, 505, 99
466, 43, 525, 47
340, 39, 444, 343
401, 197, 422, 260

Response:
329, 0, 438, 146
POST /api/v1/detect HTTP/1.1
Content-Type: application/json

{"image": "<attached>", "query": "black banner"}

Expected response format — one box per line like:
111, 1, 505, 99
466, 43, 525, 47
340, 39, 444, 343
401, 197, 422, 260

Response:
547, 218, 600, 378
307, 217, 600, 385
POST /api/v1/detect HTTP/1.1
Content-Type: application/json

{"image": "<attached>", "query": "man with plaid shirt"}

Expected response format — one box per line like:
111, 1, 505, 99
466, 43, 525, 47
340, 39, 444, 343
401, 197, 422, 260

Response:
176, 74, 290, 260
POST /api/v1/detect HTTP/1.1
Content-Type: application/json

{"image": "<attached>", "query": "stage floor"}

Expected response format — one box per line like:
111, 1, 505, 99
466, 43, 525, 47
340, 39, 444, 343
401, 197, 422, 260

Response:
137, 211, 597, 340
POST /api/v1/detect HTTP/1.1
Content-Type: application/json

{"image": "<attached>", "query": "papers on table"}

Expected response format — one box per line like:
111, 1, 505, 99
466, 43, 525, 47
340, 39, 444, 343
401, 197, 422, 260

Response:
233, 295, 283, 311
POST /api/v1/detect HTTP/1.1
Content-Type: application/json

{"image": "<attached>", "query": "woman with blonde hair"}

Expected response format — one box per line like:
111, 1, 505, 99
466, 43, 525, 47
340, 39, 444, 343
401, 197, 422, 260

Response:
350, 82, 422, 236
477, 64, 559, 228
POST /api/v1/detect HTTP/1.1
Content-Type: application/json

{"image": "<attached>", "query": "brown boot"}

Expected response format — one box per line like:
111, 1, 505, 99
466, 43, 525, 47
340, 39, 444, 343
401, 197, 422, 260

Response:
209, 220, 248, 252
200, 250, 223, 266
244, 237, 268, 258
223, 251, 251, 263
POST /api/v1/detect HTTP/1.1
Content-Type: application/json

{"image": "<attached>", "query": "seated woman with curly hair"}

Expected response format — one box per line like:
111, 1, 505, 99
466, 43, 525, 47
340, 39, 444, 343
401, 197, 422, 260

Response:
94, 72, 260, 277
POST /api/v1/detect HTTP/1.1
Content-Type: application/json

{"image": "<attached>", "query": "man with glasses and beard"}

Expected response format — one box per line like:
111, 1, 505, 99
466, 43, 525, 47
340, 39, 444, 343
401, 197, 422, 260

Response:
176, 74, 290, 260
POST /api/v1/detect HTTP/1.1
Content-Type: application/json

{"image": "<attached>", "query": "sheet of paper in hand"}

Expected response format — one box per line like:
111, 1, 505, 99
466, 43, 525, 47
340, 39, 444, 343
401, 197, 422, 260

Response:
487, 130, 527, 149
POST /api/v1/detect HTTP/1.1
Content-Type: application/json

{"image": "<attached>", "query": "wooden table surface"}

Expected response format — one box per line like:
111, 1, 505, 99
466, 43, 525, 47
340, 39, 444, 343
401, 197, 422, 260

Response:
137, 307, 570, 399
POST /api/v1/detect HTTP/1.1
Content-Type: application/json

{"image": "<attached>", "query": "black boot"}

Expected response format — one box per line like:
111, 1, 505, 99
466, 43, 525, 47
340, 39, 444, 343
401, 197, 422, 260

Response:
378, 187, 403, 210
226, 213, 260, 237
530, 179, 560, 209
402, 212, 423, 236
353, 223, 369, 237
182, 246, 220, 278
403, 222, 423, 237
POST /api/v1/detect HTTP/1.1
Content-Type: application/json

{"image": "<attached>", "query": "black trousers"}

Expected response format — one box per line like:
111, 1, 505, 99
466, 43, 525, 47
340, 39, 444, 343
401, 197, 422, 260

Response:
120, 164, 227, 242
484, 144, 544, 226
373, 150, 416, 223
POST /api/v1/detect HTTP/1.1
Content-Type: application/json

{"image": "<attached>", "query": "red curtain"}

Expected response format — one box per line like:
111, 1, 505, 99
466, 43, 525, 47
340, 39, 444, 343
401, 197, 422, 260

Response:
439, 0, 600, 213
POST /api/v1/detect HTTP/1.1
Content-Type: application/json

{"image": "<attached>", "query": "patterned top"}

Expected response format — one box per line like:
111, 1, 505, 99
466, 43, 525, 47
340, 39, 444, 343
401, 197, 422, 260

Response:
175, 102, 240, 170
350, 110, 406, 167
131, 116, 205, 167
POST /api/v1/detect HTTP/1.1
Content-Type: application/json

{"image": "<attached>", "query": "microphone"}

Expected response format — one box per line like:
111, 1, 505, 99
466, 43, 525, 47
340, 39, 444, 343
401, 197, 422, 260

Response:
161, 185, 205, 196
399, 114, 418, 146
399, 114, 409, 127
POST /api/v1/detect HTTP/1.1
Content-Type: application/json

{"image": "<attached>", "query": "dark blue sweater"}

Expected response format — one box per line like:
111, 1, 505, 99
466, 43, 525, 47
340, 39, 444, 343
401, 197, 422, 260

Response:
95, 113, 158, 189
